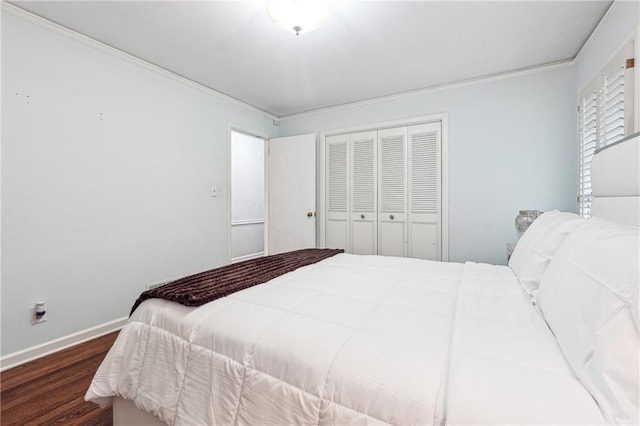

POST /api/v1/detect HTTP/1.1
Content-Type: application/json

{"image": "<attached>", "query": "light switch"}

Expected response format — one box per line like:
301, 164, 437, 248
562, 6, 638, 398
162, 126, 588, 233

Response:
211, 185, 218, 197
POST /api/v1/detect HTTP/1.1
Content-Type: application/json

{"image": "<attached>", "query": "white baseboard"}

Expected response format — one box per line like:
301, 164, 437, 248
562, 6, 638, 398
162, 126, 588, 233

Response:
0, 316, 128, 372
231, 251, 265, 264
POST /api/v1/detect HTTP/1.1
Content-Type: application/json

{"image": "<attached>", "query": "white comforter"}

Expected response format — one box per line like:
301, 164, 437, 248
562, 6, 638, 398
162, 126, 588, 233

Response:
86, 254, 605, 425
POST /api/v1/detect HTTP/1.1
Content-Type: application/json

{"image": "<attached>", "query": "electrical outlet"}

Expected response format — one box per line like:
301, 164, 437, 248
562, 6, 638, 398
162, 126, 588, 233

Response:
31, 302, 47, 325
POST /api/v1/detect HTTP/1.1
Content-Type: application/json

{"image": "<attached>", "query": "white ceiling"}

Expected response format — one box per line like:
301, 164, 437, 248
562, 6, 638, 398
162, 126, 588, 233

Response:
10, 1, 611, 117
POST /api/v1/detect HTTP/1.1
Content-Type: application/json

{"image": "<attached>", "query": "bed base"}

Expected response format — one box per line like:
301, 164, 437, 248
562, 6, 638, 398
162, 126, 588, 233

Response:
113, 397, 165, 426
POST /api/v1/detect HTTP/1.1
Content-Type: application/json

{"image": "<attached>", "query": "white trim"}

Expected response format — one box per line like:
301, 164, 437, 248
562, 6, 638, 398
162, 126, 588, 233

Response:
440, 114, 450, 262
231, 219, 265, 226
227, 124, 270, 264
279, 61, 573, 122
231, 251, 265, 264
319, 114, 447, 138
264, 139, 271, 256
0, 317, 127, 372
635, 23, 640, 133
318, 113, 450, 261
573, 1, 621, 63
0, 2, 277, 121
318, 131, 327, 248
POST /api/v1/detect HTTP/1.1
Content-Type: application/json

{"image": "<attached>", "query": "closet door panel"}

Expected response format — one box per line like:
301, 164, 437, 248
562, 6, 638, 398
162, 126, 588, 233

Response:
351, 220, 377, 254
378, 127, 408, 257
409, 221, 439, 260
327, 219, 349, 250
325, 134, 350, 250
350, 131, 377, 255
408, 123, 441, 260
378, 219, 406, 257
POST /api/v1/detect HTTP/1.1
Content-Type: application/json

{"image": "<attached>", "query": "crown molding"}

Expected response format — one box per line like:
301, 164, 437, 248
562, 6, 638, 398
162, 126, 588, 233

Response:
573, 0, 621, 63
278, 60, 574, 122
0, 1, 279, 122
1, 1, 607, 123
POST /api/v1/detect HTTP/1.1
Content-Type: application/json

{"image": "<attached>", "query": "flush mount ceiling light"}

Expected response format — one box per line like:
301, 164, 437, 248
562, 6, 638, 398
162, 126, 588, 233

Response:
267, 0, 328, 36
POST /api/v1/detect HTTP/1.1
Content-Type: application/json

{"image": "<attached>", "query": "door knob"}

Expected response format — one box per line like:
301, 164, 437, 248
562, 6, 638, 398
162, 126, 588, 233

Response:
307, 212, 314, 218
360, 214, 365, 219
390, 214, 395, 220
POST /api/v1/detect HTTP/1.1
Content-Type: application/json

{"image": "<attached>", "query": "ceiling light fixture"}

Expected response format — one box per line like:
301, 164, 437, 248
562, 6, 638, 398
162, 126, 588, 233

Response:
267, 0, 328, 36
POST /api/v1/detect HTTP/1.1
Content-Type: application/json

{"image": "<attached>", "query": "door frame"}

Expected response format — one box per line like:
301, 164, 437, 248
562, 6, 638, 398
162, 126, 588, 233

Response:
318, 113, 450, 261
226, 123, 271, 264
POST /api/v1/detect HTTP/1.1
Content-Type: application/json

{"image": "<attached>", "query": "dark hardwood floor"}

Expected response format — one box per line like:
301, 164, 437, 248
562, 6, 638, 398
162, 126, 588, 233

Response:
1, 331, 118, 425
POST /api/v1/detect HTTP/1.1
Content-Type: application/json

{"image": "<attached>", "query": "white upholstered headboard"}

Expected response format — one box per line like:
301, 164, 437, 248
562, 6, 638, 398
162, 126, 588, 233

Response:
590, 132, 640, 227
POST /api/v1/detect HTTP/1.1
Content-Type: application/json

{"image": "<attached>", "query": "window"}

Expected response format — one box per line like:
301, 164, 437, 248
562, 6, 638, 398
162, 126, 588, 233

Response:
578, 42, 635, 217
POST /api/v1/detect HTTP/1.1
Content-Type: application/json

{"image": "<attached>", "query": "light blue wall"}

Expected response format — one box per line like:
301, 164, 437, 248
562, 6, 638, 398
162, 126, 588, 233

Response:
279, 66, 578, 266
2, 2, 637, 358
1, 12, 278, 356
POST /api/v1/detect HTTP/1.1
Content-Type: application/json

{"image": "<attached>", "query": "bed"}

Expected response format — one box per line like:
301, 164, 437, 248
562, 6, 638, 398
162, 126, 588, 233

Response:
86, 133, 639, 425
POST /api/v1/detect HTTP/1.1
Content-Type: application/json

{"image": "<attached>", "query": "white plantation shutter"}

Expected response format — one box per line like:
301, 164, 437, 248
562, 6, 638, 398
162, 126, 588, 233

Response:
410, 131, 438, 213
603, 66, 626, 146
352, 136, 376, 212
578, 43, 634, 218
379, 134, 406, 212
327, 141, 348, 212
579, 93, 597, 217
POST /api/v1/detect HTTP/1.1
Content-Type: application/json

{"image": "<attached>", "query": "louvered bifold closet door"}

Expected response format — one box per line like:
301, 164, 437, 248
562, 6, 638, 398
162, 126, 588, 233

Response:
350, 131, 378, 255
408, 123, 441, 260
377, 127, 408, 257
326, 134, 350, 250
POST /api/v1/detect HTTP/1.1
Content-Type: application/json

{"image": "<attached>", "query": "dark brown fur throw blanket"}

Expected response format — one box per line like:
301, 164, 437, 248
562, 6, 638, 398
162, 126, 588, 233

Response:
130, 248, 344, 315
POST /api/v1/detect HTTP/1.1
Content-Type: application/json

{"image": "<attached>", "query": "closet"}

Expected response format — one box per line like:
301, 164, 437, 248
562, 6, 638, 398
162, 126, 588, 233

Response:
325, 122, 442, 260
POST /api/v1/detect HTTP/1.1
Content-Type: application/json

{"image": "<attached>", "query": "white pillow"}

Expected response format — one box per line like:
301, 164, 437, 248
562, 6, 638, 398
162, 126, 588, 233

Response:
508, 210, 585, 297
537, 217, 639, 425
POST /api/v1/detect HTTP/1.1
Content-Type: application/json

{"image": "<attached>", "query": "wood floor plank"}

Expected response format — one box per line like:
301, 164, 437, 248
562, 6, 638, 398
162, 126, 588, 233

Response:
1, 332, 117, 392
0, 331, 118, 425
2, 373, 94, 424
77, 406, 112, 426
1, 353, 105, 411
60, 399, 113, 426
25, 394, 105, 426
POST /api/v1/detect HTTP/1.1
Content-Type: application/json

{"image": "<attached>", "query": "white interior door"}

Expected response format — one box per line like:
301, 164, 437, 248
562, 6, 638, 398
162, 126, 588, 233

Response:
267, 133, 317, 255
